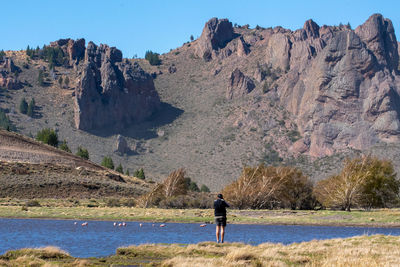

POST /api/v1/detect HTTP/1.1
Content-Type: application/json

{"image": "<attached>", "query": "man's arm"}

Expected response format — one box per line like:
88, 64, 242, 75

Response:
223, 199, 230, 208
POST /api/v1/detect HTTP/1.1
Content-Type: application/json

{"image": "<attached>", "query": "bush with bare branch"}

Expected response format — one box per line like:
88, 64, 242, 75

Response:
222, 165, 313, 209
314, 156, 399, 211
137, 168, 188, 208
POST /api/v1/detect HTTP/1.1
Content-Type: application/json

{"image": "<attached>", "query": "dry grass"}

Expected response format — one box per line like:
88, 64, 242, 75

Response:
160, 235, 400, 266
1, 235, 399, 266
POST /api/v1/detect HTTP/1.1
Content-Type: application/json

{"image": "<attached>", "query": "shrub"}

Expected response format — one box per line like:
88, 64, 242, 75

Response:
314, 156, 399, 211
38, 70, 44, 86
158, 193, 213, 209
360, 159, 399, 208
36, 128, 58, 147
137, 168, 187, 207
163, 168, 187, 198
106, 198, 120, 207
125, 169, 130, 176
0, 109, 15, 131
223, 164, 314, 209
26, 200, 41, 207
27, 98, 35, 117
116, 163, 123, 173
19, 98, 28, 114
145, 50, 161, 65
185, 177, 200, 192
64, 76, 69, 88
123, 198, 136, 207
200, 184, 210, 193
134, 168, 145, 180
59, 140, 71, 153
76, 146, 89, 160
101, 156, 114, 170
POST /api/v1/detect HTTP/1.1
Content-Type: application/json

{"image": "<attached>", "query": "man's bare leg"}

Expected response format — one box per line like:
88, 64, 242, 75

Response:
221, 226, 225, 243
216, 225, 221, 243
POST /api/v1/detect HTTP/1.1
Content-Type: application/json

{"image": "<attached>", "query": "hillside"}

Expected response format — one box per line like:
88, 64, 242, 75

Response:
1, 13, 400, 191
0, 130, 149, 198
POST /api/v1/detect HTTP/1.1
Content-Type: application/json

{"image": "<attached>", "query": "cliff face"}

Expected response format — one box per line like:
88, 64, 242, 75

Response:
71, 42, 160, 131
195, 14, 400, 157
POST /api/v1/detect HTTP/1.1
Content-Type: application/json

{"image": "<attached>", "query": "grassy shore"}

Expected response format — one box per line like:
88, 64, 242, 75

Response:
1, 235, 399, 266
1, 198, 400, 227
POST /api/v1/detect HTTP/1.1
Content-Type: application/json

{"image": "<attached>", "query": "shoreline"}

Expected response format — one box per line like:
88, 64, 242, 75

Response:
1, 214, 400, 228
1, 199, 400, 229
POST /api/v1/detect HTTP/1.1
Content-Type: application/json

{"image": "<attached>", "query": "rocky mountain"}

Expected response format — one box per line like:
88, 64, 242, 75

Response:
1, 13, 400, 191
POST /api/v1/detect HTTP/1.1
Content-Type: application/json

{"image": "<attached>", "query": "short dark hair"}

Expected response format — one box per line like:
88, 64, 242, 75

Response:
217, 193, 223, 199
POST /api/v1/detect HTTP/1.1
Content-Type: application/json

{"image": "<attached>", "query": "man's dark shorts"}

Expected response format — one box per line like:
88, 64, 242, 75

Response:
215, 216, 227, 226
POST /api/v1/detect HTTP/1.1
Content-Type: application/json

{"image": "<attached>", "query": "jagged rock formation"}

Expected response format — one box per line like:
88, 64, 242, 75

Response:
192, 13, 400, 158
50, 38, 86, 65
195, 18, 236, 61
0, 57, 21, 90
74, 41, 161, 131
226, 68, 255, 99
115, 134, 130, 154
268, 14, 400, 157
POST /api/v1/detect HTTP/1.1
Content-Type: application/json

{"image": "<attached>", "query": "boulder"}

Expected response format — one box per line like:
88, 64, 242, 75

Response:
226, 69, 255, 99
168, 64, 177, 73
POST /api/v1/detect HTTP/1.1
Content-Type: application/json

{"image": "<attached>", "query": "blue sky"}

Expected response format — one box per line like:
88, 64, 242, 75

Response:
2, 0, 400, 58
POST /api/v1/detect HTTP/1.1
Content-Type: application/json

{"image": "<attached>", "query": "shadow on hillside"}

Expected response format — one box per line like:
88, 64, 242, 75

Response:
88, 102, 184, 139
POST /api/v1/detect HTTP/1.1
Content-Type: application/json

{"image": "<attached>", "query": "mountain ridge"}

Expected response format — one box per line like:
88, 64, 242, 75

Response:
1, 13, 400, 191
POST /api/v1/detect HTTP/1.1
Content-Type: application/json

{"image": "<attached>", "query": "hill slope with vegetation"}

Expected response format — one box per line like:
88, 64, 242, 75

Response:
0, 130, 149, 198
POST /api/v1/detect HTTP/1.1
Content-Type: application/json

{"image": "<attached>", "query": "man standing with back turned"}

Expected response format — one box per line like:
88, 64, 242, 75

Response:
214, 193, 230, 243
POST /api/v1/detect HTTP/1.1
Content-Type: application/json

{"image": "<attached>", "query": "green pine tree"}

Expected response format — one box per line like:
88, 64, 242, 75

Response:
36, 128, 58, 147
38, 70, 44, 86
59, 139, 71, 153
200, 184, 210, 193
125, 169, 130, 176
101, 156, 114, 169
27, 98, 35, 117
19, 98, 28, 114
64, 76, 69, 88
116, 163, 123, 174
134, 168, 145, 179
76, 146, 89, 160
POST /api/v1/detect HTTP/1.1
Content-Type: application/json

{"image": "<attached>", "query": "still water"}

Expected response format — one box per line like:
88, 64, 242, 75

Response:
1, 218, 400, 258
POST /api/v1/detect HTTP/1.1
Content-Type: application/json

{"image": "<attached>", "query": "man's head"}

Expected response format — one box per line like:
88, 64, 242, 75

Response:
217, 193, 223, 199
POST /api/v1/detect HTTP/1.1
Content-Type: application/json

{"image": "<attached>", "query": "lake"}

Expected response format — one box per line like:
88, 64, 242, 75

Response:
1, 218, 400, 258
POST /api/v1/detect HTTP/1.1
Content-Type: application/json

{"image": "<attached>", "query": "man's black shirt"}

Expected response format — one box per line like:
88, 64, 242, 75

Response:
214, 199, 229, 217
